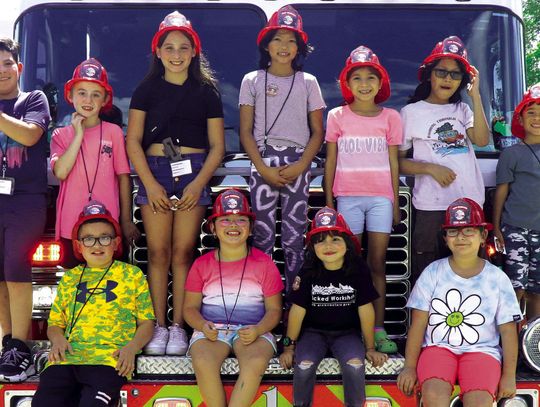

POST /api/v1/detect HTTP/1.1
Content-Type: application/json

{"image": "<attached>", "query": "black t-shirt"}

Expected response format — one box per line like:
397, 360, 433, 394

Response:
129, 76, 223, 150
290, 257, 379, 331
0, 91, 50, 194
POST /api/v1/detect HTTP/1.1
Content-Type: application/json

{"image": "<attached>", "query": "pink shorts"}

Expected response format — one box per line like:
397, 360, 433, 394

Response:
417, 346, 501, 399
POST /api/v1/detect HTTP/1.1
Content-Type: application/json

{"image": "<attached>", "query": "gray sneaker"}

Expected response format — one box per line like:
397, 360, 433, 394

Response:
166, 324, 188, 355
144, 325, 169, 355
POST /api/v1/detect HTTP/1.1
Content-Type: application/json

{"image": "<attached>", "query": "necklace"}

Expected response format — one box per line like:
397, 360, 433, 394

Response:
218, 248, 249, 333
66, 261, 114, 339
80, 121, 103, 201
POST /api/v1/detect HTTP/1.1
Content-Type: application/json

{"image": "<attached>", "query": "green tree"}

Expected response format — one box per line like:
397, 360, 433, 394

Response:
524, 0, 540, 86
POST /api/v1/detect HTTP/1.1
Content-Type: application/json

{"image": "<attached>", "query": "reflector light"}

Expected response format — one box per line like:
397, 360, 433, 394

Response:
32, 241, 63, 267
500, 396, 529, 407
364, 397, 392, 407
153, 398, 192, 407
33, 285, 57, 308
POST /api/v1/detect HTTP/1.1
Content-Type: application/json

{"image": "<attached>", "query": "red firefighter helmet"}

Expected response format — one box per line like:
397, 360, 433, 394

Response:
208, 189, 255, 222
151, 11, 201, 55
256, 5, 308, 45
511, 83, 540, 139
305, 207, 361, 253
339, 45, 391, 104
64, 58, 113, 111
418, 36, 472, 81
71, 201, 123, 261
441, 198, 492, 230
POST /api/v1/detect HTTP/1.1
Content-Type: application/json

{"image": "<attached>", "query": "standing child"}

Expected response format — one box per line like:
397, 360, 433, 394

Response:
279, 207, 387, 407
0, 38, 50, 382
239, 5, 325, 296
324, 45, 402, 353
398, 36, 490, 282
184, 189, 283, 407
32, 201, 155, 406
51, 58, 139, 269
126, 11, 225, 355
397, 198, 521, 406
493, 84, 540, 319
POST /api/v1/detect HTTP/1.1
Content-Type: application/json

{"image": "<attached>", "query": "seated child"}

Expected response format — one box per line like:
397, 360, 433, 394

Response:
32, 201, 154, 407
51, 58, 139, 268
183, 189, 283, 407
397, 198, 522, 407
279, 207, 387, 407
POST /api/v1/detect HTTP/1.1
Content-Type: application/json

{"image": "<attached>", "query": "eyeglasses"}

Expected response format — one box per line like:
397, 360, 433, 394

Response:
216, 218, 250, 227
79, 235, 114, 247
433, 68, 464, 81
445, 227, 478, 237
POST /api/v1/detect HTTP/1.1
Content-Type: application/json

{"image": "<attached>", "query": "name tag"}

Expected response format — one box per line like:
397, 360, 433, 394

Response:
0, 177, 14, 195
170, 160, 192, 177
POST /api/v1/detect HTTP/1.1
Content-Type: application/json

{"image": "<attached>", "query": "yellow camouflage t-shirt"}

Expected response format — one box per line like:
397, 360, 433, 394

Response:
48, 260, 155, 368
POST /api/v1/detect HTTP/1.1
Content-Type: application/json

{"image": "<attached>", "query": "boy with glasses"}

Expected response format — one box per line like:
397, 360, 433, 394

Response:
32, 201, 154, 406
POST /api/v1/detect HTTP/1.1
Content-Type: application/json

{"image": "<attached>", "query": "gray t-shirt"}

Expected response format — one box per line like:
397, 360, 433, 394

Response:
496, 142, 540, 230
239, 70, 326, 148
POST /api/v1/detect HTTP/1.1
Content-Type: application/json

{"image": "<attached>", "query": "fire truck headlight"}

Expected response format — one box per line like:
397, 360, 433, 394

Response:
15, 397, 33, 407
520, 316, 540, 373
153, 398, 192, 407
499, 396, 529, 407
364, 397, 392, 407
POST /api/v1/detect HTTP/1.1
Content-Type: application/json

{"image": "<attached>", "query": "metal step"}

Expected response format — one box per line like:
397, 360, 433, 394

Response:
135, 355, 405, 377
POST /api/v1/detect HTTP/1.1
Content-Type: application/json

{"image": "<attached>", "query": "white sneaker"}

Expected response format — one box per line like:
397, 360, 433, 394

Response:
144, 325, 169, 355
166, 324, 188, 355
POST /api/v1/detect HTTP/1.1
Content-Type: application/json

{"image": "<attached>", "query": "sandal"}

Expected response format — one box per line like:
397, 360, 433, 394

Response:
374, 330, 398, 354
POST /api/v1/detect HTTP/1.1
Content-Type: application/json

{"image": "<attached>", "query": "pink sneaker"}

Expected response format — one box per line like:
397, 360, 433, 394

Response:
144, 324, 169, 355
166, 324, 188, 355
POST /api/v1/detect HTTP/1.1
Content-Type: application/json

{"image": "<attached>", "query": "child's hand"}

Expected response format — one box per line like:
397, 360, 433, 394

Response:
260, 165, 290, 188
497, 372, 516, 401
279, 347, 295, 369
279, 162, 306, 182
175, 181, 203, 212
397, 366, 418, 397
71, 112, 85, 135
121, 219, 141, 245
202, 321, 218, 341
467, 66, 481, 98
237, 325, 259, 346
48, 336, 73, 363
145, 181, 171, 213
427, 163, 456, 187
113, 343, 137, 377
366, 349, 388, 367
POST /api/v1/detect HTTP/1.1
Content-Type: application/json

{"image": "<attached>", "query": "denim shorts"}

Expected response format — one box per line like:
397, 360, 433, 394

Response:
135, 154, 211, 206
187, 323, 277, 355
337, 196, 393, 234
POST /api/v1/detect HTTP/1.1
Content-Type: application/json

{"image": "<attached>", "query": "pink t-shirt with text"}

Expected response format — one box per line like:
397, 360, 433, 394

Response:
325, 106, 402, 202
50, 121, 131, 239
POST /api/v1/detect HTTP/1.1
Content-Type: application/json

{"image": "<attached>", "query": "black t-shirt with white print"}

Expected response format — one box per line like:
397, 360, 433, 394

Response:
290, 256, 379, 331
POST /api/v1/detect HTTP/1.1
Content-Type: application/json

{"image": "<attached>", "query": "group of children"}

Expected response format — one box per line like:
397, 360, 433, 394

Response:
0, 3, 538, 406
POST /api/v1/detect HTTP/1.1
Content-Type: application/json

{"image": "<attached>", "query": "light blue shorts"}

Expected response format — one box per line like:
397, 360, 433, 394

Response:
187, 323, 277, 355
337, 196, 393, 234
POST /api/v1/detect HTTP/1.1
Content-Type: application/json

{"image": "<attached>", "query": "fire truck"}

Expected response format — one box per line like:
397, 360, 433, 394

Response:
2, 0, 540, 405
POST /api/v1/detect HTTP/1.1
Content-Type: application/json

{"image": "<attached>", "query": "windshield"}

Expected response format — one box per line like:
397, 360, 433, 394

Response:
16, 3, 524, 153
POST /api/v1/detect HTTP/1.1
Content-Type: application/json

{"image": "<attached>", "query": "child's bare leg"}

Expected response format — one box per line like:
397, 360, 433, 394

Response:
462, 390, 493, 407
367, 232, 391, 327
229, 338, 274, 407
141, 206, 173, 326
421, 378, 452, 407
171, 206, 205, 325
190, 339, 230, 407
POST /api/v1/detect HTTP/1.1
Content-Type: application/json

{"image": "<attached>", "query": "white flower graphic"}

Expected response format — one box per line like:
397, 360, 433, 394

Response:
429, 289, 485, 346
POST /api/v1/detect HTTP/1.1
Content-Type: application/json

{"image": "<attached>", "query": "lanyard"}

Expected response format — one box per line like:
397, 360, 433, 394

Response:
263, 69, 296, 155
522, 141, 540, 167
0, 136, 8, 177
80, 121, 103, 201
66, 262, 113, 339
218, 249, 249, 330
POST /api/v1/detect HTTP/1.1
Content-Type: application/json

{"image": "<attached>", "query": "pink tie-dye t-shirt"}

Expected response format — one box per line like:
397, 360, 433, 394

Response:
185, 248, 284, 326
325, 106, 402, 202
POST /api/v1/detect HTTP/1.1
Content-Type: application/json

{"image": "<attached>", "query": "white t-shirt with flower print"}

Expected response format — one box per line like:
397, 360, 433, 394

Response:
408, 258, 522, 362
